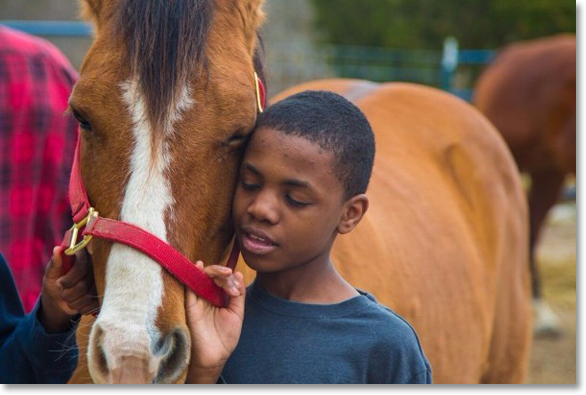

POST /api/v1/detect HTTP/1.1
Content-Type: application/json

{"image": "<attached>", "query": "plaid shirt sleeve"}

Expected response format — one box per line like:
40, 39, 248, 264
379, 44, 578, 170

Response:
0, 26, 79, 313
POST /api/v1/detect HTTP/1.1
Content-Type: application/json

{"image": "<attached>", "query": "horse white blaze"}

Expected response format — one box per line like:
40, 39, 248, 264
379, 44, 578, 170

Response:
88, 80, 193, 382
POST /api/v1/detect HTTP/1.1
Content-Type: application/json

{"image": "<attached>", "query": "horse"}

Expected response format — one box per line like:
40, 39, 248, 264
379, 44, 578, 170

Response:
67, 0, 531, 384
473, 34, 576, 336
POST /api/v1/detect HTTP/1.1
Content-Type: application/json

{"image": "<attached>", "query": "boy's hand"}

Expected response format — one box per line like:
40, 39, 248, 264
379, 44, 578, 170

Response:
185, 261, 245, 384
39, 246, 99, 333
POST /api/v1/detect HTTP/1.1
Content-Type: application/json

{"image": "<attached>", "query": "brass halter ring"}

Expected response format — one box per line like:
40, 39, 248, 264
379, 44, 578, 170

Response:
65, 207, 99, 255
254, 72, 264, 113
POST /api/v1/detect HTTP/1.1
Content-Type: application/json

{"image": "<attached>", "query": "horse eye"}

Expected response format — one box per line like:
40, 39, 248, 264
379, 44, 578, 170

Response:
72, 109, 92, 131
227, 132, 250, 145
227, 134, 245, 143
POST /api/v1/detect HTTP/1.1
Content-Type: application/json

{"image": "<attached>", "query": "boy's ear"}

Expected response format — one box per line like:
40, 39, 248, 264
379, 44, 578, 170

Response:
337, 194, 369, 235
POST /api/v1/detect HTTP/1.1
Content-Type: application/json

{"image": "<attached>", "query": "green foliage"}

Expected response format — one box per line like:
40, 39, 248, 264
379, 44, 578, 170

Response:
310, 0, 575, 49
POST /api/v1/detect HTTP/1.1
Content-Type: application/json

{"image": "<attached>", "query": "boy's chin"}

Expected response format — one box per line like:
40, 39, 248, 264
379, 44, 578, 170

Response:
240, 251, 279, 273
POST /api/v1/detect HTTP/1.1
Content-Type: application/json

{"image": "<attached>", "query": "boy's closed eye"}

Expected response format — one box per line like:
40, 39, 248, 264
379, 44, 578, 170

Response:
240, 179, 260, 190
240, 176, 315, 209
285, 193, 310, 207
240, 178, 311, 208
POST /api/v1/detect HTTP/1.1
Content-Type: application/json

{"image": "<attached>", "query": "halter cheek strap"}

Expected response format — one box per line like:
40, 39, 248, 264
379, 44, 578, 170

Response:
60, 73, 267, 311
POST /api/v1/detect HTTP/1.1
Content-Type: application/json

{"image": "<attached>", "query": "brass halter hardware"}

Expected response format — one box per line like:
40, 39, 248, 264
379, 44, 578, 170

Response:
65, 207, 99, 255
254, 72, 264, 113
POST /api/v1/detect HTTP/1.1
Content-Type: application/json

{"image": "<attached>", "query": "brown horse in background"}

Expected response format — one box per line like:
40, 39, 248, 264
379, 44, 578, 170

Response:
474, 34, 576, 335
67, 0, 531, 383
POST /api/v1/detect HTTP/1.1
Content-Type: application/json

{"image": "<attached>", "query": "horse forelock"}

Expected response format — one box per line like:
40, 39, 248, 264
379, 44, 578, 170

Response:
113, 0, 213, 139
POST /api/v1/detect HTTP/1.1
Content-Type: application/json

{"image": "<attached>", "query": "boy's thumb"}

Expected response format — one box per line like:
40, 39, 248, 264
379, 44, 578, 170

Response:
45, 246, 64, 280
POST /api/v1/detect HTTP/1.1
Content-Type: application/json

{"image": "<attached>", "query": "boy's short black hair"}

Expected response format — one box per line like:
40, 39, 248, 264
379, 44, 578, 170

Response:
255, 90, 375, 201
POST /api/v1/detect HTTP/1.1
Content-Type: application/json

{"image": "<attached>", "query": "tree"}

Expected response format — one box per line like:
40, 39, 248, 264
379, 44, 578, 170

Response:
310, 0, 575, 49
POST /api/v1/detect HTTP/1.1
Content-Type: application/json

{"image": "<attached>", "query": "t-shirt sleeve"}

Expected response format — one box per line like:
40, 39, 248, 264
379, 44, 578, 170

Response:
368, 307, 433, 384
409, 367, 433, 384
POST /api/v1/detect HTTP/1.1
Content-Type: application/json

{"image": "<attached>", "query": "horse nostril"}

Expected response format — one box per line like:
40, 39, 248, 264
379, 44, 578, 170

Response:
154, 328, 190, 383
89, 324, 110, 380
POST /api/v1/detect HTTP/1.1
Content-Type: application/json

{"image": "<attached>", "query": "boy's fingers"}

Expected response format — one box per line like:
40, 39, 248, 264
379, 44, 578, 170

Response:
234, 271, 245, 294
203, 265, 241, 296
60, 279, 92, 303
185, 287, 198, 311
67, 294, 99, 313
78, 303, 100, 316
58, 255, 89, 289
227, 271, 245, 315
224, 275, 242, 297
203, 265, 232, 279
73, 249, 88, 269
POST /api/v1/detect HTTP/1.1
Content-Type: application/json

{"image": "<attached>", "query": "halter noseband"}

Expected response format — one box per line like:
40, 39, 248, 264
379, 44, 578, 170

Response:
59, 73, 266, 310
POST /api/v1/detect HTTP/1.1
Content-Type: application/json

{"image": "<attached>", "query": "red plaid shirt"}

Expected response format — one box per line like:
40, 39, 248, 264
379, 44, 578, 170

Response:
0, 26, 78, 312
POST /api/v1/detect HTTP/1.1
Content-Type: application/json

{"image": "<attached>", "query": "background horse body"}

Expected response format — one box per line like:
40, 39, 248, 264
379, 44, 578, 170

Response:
473, 34, 576, 335
269, 79, 532, 383
69, 0, 530, 384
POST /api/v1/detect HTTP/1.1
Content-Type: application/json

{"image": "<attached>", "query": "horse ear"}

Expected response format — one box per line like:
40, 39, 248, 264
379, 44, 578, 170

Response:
79, 0, 105, 30
231, 0, 266, 56
241, 0, 266, 29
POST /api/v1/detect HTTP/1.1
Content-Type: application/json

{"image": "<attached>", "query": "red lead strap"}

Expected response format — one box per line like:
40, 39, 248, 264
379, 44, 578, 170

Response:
59, 74, 266, 310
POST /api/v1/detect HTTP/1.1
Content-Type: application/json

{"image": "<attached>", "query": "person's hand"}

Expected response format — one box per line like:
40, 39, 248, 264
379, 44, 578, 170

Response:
39, 246, 99, 333
185, 261, 245, 384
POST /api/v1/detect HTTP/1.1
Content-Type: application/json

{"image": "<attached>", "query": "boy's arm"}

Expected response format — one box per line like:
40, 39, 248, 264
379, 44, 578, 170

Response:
5, 299, 80, 384
185, 262, 246, 384
0, 249, 98, 383
0, 254, 78, 383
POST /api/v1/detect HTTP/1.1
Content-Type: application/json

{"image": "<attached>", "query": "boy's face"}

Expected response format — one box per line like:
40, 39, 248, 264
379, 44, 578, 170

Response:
232, 126, 347, 274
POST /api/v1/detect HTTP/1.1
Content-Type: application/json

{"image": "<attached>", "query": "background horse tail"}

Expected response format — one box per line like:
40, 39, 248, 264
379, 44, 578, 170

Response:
271, 80, 532, 383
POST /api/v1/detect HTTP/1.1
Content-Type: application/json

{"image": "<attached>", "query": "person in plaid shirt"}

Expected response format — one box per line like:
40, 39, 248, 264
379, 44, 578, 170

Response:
0, 25, 78, 312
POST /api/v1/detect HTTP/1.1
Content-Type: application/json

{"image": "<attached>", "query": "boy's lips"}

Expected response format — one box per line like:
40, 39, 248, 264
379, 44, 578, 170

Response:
240, 227, 279, 255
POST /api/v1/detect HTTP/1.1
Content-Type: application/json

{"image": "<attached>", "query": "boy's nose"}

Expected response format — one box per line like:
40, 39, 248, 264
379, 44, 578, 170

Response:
247, 193, 279, 224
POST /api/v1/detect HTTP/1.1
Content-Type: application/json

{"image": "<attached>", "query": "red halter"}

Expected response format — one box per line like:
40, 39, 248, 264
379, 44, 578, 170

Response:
59, 74, 266, 310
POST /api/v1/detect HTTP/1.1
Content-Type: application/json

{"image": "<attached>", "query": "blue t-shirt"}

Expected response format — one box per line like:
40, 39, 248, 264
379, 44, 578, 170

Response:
221, 279, 432, 384
0, 254, 78, 384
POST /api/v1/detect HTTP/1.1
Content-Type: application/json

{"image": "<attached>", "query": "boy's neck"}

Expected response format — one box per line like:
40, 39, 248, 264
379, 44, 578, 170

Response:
256, 259, 359, 304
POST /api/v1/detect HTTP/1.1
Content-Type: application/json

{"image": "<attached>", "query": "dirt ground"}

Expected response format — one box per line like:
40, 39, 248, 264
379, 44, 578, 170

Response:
526, 201, 576, 384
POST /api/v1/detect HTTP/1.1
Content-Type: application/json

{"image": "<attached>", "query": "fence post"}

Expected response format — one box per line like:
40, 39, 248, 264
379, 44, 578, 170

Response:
441, 36, 459, 92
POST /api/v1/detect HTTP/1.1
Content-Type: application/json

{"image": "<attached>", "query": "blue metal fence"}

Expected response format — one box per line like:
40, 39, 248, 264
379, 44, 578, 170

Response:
0, 20, 93, 36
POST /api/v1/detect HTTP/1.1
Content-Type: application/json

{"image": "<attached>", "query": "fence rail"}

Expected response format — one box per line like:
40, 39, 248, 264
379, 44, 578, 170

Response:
0, 20, 93, 36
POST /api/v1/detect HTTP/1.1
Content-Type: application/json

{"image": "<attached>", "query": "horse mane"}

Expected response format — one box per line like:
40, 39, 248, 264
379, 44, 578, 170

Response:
112, 0, 267, 136
113, 0, 213, 134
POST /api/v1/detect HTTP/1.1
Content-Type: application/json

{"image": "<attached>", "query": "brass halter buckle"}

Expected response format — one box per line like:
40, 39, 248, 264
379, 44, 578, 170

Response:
254, 72, 264, 113
65, 207, 99, 256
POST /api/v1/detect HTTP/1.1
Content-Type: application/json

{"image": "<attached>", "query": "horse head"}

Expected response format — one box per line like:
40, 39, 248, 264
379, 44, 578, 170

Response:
69, 0, 265, 383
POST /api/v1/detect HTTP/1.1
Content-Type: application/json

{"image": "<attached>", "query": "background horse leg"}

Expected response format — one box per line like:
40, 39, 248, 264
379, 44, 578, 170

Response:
528, 167, 565, 337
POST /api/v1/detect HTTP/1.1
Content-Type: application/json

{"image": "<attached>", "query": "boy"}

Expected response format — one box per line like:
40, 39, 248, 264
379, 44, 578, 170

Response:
0, 248, 98, 383
186, 90, 432, 384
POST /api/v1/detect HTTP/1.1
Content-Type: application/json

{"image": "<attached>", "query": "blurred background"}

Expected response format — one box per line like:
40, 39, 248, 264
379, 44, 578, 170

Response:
0, 0, 576, 384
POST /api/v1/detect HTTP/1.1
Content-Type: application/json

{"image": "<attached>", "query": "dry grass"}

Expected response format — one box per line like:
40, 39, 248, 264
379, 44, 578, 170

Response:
526, 202, 576, 384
